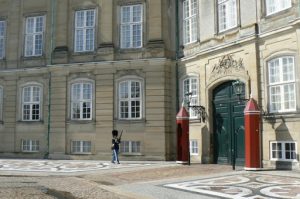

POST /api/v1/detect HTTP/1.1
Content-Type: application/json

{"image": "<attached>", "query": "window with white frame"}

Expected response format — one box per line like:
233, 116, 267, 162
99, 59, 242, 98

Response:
22, 85, 41, 121
218, 0, 237, 32
190, 140, 198, 155
72, 140, 91, 153
0, 20, 6, 59
268, 56, 296, 113
120, 4, 143, 49
74, 9, 95, 52
71, 81, 93, 120
25, 16, 44, 57
120, 141, 141, 153
119, 79, 142, 119
266, 0, 291, 16
0, 86, 2, 121
22, 140, 39, 152
183, 0, 198, 44
270, 141, 297, 161
183, 77, 199, 118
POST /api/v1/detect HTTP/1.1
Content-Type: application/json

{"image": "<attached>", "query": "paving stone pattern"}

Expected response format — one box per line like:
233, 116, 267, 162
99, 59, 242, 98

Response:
164, 173, 300, 199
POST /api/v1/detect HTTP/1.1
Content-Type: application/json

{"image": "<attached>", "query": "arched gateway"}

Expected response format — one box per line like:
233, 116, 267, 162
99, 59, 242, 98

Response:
212, 81, 246, 165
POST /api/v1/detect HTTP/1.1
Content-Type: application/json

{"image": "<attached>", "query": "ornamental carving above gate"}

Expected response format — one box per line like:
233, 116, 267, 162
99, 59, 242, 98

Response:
210, 55, 245, 80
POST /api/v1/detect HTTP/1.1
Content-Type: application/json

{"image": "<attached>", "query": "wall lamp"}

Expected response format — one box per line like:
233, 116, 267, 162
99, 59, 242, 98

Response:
232, 79, 249, 102
184, 92, 206, 122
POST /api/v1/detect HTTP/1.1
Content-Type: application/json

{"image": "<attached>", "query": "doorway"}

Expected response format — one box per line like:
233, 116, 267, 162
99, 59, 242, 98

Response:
213, 81, 245, 165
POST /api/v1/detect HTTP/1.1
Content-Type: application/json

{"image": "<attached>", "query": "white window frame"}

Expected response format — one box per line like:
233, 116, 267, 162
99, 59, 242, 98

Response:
183, 0, 198, 45
120, 140, 141, 154
71, 81, 93, 120
74, 9, 96, 52
266, 0, 292, 16
0, 86, 2, 121
22, 85, 42, 121
0, 20, 6, 59
270, 141, 297, 161
268, 56, 296, 113
183, 76, 199, 119
120, 4, 143, 49
72, 140, 92, 154
22, 139, 39, 152
118, 79, 142, 120
218, 0, 237, 32
190, 139, 199, 155
24, 16, 45, 57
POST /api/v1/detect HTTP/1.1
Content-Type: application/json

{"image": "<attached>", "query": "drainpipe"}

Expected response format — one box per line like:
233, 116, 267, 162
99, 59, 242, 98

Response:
175, 0, 180, 112
45, 0, 56, 158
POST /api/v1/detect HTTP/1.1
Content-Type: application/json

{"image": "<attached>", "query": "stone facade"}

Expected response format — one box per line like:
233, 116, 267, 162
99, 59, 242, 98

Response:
0, 0, 177, 160
178, 0, 300, 169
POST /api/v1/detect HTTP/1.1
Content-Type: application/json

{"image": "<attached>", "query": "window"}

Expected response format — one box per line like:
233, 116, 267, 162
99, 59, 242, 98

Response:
119, 80, 142, 119
25, 16, 44, 57
72, 141, 91, 153
0, 21, 5, 59
218, 0, 237, 32
270, 141, 297, 161
22, 85, 41, 121
183, 0, 198, 44
120, 141, 141, 153
120, 4, 143, 48
183, 77, 198, 118
190, 140, 198, 155
268, 56, 296, 113
266, 0, 291, 15
0, 86, 2, 121
71, 81, 93, 120
75, 9, 95, 52
22, 140, 39, 152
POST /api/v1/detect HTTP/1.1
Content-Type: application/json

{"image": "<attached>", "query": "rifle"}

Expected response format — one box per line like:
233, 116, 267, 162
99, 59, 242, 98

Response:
118, 130, 123, 142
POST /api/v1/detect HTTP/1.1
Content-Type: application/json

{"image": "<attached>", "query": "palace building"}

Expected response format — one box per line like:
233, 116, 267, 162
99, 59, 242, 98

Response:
0, 0, 177, 160
0, 0, 299, 170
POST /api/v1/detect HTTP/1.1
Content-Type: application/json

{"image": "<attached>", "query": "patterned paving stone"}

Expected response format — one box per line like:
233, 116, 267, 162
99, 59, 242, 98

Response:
164, 173, 300, 198
0, 159, 152, 173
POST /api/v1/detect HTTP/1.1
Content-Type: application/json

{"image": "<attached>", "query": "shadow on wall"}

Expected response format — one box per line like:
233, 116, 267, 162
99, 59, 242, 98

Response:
274, 116, 293, 170
201, 125, 209, 163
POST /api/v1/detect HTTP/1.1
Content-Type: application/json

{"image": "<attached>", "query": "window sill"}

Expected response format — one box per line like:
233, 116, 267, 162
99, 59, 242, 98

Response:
120, 153, 142, 156
22, 55, 45, 60
67, 120, 95, 124
217, 26, 239, 36
263, 111, 300, 120
17, 120, 44, 124
72, 51, 96, 56
22, 151, 39, 153
71, 152, 92, 155
270, 159, 298, 162
265, 7, 292, 19
117, 47, 143, 53
115, 119, 146, 124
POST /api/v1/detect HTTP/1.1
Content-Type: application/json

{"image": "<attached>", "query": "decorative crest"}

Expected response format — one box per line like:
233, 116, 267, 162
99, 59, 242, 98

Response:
211, 54, 244, 77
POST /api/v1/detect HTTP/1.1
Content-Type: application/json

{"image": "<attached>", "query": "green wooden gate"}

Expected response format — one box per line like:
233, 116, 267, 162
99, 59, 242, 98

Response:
213, 81, 245, 165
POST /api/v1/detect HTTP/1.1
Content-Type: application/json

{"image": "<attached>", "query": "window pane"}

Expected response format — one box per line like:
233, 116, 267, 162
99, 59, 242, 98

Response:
75, 10, 95, 52
133, 5, 142, 22
86, 10, 95, 27
0, 21, 5, 59
120, 5, 143, 48
25, 16, 44, 56
76, 11, 84, 28
218, 0, 237, 32
121, 7, 131, 23
267, 0, 291, 15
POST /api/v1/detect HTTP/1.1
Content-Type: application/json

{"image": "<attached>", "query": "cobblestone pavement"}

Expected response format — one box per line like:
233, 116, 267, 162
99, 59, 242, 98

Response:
0, 159, 300, 199
163, 173, 300, 198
